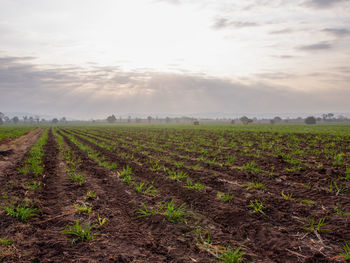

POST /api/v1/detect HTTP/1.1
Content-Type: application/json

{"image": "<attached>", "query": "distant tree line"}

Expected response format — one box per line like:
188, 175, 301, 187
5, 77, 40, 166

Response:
0, 112, 67, 125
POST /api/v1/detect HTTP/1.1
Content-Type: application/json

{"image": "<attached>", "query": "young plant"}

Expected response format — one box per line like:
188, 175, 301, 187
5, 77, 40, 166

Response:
96, 214, 108, 228
69, 172, 85, 186
244, 182, 266, 190
137, 204, 158, 218
332, 152, 344, 166
63, 221, 93, 245
184, 177, 204, 191
25, 180, 41, 191
281, 190, 294, 201
85, 191, 97, 201
225, 156, 237, 166
219, 246, 244, 263
174, 161, 184, 169
167, 169, 188, 181
329, 180, 344, 194
162, 200, 189, 223
74, 203, 93, 214
0, 238, 14, 246
122, 174, 133, 184
134, 182, 158, 196
4, 205, 37, 222
342, 167, 350, 181
118, 165, 132, 178
217, 191, 234, 202
306, 217, 330, 232
242, 161, 261, 173
248, 199, 266, 215
334, 204, 350, 216
339, 241, 350, 260
300, 199, 316, 206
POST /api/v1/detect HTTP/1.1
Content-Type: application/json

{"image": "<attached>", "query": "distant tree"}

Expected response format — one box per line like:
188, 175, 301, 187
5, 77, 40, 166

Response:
52, 118, 59, 124
35, 116, 40, 124
41, 118, 46, 123
29, 116, 34, 124
135, 118, 142, 123
106, 115, 117, 123
23, 116, 28, 122
270, 119, 275, 124
12, 116, 19, 124
4, 116, 10, 123
273, 116, 282, 123
240, 116, 253, 125
230, 119, 235, 125
0, 118, 3, 125
147, 116, 152, 124
305, 116, 316, 125
127, 116, 131, 123
193, 120, 199, 125
60, 117, 67, 124
0, 112, 4, 119
322, 113, 334, 121
165, 117, 171, 123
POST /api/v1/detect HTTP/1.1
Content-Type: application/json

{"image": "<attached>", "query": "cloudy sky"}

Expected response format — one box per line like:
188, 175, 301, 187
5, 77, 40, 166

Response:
0, 0, 349, 119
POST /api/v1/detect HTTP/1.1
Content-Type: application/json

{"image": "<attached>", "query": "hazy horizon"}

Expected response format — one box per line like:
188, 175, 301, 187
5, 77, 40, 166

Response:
1, 0, 350, 119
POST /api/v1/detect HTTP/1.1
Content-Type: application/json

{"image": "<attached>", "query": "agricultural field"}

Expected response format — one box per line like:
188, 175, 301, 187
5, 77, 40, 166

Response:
0, 124, 349, 262
0, 126, 33, 144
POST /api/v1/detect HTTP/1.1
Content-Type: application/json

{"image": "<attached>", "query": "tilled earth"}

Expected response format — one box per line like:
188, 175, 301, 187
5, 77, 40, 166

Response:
0, 127, 349, 262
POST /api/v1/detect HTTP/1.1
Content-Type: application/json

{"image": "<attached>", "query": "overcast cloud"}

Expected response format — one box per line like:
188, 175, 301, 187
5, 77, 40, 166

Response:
0, 0, 349, 118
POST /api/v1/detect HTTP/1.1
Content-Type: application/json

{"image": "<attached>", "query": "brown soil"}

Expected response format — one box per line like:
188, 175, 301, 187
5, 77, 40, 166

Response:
1, 127, 349, 262
60, 128, 350, 262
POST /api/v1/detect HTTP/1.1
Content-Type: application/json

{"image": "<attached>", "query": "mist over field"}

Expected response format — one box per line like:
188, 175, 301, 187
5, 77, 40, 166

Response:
1, 0, 349, 119
1, 2, 350, 261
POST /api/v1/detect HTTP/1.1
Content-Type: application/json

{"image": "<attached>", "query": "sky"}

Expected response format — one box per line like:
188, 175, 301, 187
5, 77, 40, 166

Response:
0, 0, 349, 119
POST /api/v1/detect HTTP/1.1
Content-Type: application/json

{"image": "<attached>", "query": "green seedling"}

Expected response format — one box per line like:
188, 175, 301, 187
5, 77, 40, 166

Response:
184, 177, 204, 191
174, 161, 184, 169
122, 174, 133, 184
332, 152, 344, 166
4, 205, 37, 222
74, 204, 92, 214
248, 199, 266, 215
167, 169, 188, 181
244, 182, 266, 190
306, 217, 330, 232
342, 167, 350, 180
63, 221, 93, 245
225, 156, 237, 166
217, 191, 234, 202
118, 166, 133, 178
281, 190, 294, 200
97, 214, 108, 227
285, 166, 302, 172
150, 163, 166, 172
85, 191, 97, 200
334, 204, 350, 216
134, 182, 158, 196
0, 238, 14, 246
339, 241, 350, 260
137, 204, 158, 218
26, 180, 40, 191
301, 199, 316, 206
329, 180, 343, 194
69, 173, 85, 186
219, 246, 244, 263
242, 161, 261, 173
162, 200, 190, 223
